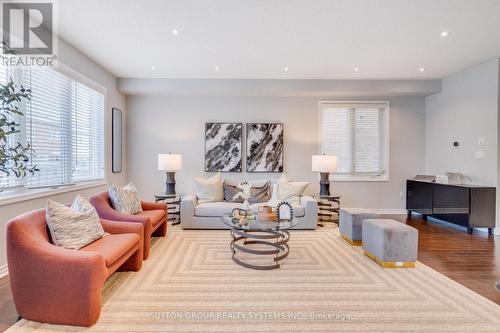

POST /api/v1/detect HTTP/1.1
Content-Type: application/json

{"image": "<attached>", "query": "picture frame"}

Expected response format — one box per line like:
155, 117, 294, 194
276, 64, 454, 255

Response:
112, 107, 122, 173
277, 201, 293, 221
246, 123, 284, 173
205, 122, 243, 172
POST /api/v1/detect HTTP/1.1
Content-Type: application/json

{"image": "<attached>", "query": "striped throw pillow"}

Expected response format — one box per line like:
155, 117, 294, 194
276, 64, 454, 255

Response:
46, 196, 106, 250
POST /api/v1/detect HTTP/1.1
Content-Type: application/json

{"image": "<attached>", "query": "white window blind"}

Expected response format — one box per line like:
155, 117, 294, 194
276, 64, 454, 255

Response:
0, 64, 105, 189
320, 102, 389, 179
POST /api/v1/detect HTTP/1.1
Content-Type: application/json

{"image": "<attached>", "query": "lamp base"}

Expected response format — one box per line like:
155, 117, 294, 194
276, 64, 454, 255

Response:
319, 172, 331, 196
165, 171, 176, 195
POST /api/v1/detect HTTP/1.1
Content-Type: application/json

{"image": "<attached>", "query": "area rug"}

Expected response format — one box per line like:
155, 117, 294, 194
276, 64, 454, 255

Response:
6, 228, 500, 332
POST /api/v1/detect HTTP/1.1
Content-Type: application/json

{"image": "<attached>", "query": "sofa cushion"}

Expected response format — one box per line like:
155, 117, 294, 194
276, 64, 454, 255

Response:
46, 198, 106, 250
223, 180, 271, 204
108, 183, 143, 215
277, 174, 309, 205
194, 173, 224, 203
124, 183, 143, 214
81, 233, 139, 267
136, 210, 166, 227
250, 203, 305, 218
195, 202, 242, 217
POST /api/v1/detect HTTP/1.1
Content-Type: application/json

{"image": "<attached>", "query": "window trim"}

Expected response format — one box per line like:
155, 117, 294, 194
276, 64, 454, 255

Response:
318, 100, 390, 182
0, 180, 106, 207
0, 61, 108, 199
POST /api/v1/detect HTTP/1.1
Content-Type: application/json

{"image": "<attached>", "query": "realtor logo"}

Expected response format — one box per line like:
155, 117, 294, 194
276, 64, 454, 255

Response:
2, 1, 53, 54
0, 0, 56, 66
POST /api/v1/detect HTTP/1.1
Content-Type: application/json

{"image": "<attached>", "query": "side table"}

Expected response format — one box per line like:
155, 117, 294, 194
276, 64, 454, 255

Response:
313, 194, 341, 227
154, 193, 183, 225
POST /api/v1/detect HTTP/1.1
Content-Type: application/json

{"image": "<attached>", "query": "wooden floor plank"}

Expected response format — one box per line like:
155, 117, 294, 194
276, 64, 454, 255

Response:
0, 276, 16, 332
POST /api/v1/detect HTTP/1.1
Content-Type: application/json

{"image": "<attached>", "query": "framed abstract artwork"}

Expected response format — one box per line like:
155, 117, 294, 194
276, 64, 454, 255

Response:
111, 107, 122, 173
205, 122, 243, 172
246, 123, 284, 172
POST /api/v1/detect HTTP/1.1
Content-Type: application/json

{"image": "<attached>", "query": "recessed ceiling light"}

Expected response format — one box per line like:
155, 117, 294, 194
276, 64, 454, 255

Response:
151, 66, 156, 70
354, 67, 360, 72
214, 66, 220, 71
440, 31, 449, 37
283, 67, 289, 71
172, 29, 179, 35
419, 67, 425, 72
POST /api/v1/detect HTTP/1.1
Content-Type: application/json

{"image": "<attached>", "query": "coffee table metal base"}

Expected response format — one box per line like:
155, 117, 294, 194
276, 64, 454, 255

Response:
230, 228, 291, 270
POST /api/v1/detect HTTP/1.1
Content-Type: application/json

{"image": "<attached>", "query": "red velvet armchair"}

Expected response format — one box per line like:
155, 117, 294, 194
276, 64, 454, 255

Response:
6, 209, 143, 327
90, 191, 167, 259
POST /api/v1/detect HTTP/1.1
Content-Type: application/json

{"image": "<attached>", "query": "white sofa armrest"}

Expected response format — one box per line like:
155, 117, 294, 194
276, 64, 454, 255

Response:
299, 196, 318, 229
181, 195, 198, 229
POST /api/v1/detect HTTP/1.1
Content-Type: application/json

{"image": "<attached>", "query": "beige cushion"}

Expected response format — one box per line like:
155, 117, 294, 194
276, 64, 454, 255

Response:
108, 182, 143, 215
195, 202, 242, 217
46, 196, 106, 250
223, 180, 271, 203
277, 174, 309, 205
194, 173, 223, 203
124, 182, 143, 214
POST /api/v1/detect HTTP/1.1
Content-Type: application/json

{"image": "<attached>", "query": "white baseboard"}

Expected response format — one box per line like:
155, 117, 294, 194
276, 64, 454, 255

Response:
0, 264, 8, 279
370, 209, 407, 215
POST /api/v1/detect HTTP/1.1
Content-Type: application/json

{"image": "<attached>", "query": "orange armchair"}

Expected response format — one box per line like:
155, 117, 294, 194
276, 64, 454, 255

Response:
6, 209, 143, 327
90, 191, 167, 259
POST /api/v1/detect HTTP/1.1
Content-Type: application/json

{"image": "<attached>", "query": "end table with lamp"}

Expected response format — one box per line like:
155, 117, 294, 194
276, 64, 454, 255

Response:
155, 193, 183, 225
313, 194, 341, 227
312, 154, 339, 227
158, 153, 182, 195
157, 153, 183, 225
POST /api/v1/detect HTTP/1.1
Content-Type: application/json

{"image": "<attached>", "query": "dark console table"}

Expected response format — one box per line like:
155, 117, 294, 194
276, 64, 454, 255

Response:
406, 180, 495, 234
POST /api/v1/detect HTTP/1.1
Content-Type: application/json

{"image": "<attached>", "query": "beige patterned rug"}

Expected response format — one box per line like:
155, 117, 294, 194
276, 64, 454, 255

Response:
6, 228, 500, 332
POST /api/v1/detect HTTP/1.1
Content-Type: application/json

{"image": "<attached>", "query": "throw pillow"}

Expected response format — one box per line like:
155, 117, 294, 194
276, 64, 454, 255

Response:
108, 182, 143, 215
124, 182, 143, 214
194, 172, 223, 203
267, 183, 281, 206
277, 174, 309, 205
46, 197, 106, 250
223, 180, 271, 204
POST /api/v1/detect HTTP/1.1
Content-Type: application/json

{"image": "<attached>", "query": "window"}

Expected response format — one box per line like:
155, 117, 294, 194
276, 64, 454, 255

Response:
320, 101, 389, 181
0, 65, 105, 190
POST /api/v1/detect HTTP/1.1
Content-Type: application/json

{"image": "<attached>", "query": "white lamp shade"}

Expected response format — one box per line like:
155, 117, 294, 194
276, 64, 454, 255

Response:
158, 154, 182, 171
312, 155, 337, 172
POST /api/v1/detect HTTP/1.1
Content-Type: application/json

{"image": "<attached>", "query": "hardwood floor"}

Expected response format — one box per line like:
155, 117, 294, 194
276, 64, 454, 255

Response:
0, 215, 498, 331
0, 276, 17, 332
400, 215, 500, 305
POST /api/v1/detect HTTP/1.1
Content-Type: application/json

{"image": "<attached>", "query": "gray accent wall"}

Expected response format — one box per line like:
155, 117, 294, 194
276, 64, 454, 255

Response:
425, 59, 499, 186
127, 94, 426, 211
425, 58, 500, 229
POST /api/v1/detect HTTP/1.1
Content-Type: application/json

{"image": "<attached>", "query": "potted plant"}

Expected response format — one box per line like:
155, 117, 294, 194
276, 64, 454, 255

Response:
0, 78, 38, 191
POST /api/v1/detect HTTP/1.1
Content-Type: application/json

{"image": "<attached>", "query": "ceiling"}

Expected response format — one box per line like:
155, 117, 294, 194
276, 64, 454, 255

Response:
58, 0, 500, 79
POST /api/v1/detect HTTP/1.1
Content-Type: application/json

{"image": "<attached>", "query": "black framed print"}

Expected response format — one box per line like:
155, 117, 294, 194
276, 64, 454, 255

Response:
246, 123, 284, 172
205, 122, 242, 172
112, 107, 122, 173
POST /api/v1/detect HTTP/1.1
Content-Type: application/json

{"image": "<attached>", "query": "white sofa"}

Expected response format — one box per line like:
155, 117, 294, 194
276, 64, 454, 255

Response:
181, 195, 318, 229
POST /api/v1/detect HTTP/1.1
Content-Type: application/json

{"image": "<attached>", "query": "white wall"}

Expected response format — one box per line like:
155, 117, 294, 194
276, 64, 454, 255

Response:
0, 39, 128, 273
425, 59, 499, 186
127, 94, 426, 211
425, 58, 500, 230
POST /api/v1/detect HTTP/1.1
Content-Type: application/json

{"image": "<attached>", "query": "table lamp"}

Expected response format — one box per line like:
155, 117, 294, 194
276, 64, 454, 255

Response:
158, 153, 182, 195
312, 154, 337, 196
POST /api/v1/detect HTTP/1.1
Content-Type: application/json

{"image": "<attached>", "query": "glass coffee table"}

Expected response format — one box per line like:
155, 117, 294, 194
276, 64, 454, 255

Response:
222, 215, 298, 270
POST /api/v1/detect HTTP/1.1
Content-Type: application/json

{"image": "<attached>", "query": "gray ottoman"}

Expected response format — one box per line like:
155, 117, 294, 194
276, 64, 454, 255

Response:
362, 219, 418, 268
339, 208, 377, 246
